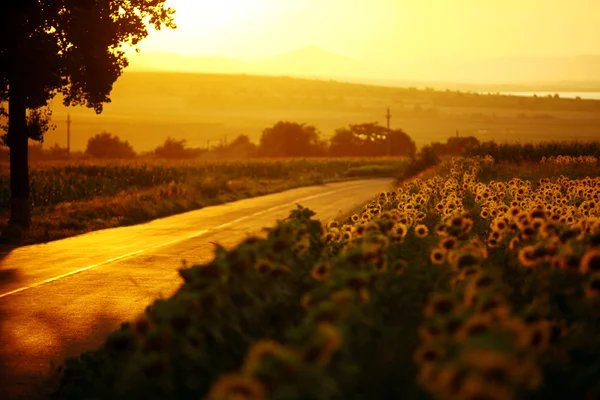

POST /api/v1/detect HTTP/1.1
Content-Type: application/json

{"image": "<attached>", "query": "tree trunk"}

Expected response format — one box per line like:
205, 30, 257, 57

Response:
7, 77, 30, 228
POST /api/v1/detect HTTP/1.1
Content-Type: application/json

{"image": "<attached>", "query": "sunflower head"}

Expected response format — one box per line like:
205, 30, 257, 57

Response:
580, 249, 600, 275
207, 374, 266, 400
415, 224, 429, 238
425, 293, 460, 318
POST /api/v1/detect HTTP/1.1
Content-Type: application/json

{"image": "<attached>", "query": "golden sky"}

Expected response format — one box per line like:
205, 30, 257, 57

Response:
131, 0, 600, 64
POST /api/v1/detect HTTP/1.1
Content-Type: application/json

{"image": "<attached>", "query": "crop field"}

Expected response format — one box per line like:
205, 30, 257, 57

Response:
0, 157, 407, 245
50, 149, 600, 400
44, 72, 600, 153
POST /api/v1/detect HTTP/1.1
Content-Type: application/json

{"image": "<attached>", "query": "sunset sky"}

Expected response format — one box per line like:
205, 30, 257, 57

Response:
130, 0, 600, 64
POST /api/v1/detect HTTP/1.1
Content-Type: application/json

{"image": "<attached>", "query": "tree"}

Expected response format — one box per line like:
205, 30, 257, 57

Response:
85, 132, 136, 159
329, 122, 416, 157
154, 137, 190, 159
329, 128, 363, 157
258, 121, 326, 157
224, 134, 258, 157
0, 0, 175, 228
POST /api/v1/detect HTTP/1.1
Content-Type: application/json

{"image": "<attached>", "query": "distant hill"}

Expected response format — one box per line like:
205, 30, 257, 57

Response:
127, 52, 251, 74
253, 45, 372, 78
128, 48, 600, 90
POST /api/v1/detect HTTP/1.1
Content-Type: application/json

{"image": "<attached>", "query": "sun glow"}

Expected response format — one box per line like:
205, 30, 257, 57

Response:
170, 0, 275, 31
126, 0, 600, 75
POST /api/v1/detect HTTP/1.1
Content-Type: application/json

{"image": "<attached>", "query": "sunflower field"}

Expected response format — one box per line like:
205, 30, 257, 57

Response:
52, 154, 600, 400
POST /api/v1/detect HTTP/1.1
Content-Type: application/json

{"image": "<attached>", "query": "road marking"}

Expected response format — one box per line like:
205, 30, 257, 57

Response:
0, 249, 146, 299
0, 180, 386, 299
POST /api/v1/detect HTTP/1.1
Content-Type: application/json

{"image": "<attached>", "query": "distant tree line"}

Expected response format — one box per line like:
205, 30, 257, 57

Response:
0, 120, 485, 161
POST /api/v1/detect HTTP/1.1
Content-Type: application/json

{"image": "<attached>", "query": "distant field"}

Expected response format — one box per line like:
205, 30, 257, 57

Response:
42, 72, 600, 153
0, 157, 407, 245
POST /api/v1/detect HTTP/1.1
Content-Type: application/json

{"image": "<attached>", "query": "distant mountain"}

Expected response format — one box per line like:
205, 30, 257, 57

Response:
253, 45, 372, 78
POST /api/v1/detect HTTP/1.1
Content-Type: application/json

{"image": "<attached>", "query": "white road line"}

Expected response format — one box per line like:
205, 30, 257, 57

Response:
0, 181, 384, 299
0, 249, 146, 299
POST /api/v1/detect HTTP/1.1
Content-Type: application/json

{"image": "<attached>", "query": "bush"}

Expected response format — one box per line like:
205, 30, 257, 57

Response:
154, 137, 202, 159
85, 132, 136, 159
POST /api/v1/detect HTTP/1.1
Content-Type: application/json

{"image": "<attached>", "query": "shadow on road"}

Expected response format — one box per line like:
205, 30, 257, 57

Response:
0, 267, 19, 285
0, 297, 126, 400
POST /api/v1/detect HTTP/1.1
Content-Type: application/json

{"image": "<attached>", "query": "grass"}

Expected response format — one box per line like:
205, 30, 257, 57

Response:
0, 157, 407, 245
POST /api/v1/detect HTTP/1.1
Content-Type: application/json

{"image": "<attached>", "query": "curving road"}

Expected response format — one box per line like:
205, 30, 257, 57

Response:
0, 178, 392, 399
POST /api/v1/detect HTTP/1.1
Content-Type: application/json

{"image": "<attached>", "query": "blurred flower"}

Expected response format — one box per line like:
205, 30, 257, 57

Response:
207, 374, 266, 400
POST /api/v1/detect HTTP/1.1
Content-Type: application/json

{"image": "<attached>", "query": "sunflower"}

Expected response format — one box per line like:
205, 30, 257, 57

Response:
517, 320, 552, 353
584, 273, 600, 299
461, 348, 519, 384
557, 253, 581, 272
455, 314, 495, 341
517, 245, 538, 268
303, 323, 343, 366
452, 251, 480, 270
415, 224, 429, 238
301, 293, 314, 311
311, 262, 332, 281
394, 223, 409, 238
207, 374, 266, 400
430, 248, 446, 265
474, 294, 511, 320
254, 258, 275, 273
418, 319, 445, 342
508, 236, 520, 251
440, 237, 457, 251
436, 364, 470, 398
392, 259, 407, 275
413, 343, 445, 365
424, 293, 459, 318
241, 339, 290, 376
459, 376, 514, 400
464, 273, 498, 306
580, 249, 600, 275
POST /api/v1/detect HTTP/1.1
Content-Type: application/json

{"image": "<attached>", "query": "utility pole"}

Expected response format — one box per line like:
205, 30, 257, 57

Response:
385, 107, 392, 156
66, 113, 71, 158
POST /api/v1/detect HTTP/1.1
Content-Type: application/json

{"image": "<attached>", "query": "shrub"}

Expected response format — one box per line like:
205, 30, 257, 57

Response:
85, 132, 136, 159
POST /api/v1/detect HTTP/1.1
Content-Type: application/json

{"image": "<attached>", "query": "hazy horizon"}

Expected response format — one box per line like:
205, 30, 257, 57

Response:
122, 0, 600, 83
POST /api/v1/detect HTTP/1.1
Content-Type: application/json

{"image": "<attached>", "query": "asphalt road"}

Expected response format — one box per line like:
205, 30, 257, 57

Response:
0, 178, 392, 399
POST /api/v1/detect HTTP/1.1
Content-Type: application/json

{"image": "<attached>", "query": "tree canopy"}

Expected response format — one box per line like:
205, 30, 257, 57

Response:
85, 132, 136, 159
258, 121, 327, 157
0, 0, 175, 227
329, 122, 416, 157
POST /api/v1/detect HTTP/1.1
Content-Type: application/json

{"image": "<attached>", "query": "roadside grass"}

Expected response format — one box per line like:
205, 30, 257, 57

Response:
0, 157, 407, 246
